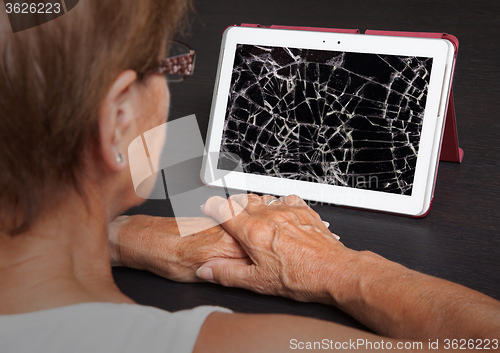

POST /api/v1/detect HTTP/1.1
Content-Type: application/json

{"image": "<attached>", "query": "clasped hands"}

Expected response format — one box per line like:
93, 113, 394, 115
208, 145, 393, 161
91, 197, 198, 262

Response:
110, 194, 353, 303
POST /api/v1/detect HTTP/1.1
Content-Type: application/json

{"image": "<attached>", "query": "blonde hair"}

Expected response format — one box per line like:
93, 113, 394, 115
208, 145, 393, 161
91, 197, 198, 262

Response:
0, 0, 191, 234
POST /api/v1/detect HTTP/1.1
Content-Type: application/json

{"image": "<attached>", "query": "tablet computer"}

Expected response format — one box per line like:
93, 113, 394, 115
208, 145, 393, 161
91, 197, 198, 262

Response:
201, 26, 455, 216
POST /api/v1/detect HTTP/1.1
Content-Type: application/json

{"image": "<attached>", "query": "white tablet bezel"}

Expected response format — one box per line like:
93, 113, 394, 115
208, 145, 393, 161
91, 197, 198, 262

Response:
201, 26, 455, 216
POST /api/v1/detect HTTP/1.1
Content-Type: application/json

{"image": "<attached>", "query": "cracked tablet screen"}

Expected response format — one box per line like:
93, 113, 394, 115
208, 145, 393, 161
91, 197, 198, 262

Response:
217, 44, 433, 195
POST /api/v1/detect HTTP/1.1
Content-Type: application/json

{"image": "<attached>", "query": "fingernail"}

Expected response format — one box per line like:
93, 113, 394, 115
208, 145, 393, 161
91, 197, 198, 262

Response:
322, 221, 330, 228
196, 266, 214, 282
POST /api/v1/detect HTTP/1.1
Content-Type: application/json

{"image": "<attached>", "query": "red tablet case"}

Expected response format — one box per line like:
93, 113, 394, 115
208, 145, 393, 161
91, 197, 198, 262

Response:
239, 23, 464, 163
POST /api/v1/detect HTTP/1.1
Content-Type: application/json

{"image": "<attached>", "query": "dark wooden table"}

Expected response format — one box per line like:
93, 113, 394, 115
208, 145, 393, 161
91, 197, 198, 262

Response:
113, 0, 500, 331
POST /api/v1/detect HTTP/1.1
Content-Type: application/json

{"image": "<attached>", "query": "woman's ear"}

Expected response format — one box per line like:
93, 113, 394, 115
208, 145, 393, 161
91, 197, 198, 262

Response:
97, 70, 138, 172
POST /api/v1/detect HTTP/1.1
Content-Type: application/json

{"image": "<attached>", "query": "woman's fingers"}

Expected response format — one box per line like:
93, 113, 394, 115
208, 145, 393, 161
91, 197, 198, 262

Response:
229, 193, 261, 211
280, 194, 309, 207
202, 193, 333, 236
322, 221, 341, 240
228, 193, 283, 213
196, 258, 254, 287
201, 195, 249, 239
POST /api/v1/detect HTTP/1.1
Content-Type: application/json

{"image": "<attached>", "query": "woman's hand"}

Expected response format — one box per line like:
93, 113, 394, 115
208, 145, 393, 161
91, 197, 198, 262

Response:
197, 194, 359, 304
108, 215, 248, 282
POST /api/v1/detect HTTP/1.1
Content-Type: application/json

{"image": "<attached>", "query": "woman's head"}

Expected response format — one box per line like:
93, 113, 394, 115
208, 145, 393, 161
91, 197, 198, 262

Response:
0, 0, 191, 235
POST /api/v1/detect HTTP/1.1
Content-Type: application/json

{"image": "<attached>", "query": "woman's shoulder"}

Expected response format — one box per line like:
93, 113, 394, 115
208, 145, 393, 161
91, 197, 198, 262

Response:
0, 302, 231, 353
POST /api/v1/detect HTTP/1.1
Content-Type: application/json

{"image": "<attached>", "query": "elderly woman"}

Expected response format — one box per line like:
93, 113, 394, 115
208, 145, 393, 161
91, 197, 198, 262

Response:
1, 1, 499, 353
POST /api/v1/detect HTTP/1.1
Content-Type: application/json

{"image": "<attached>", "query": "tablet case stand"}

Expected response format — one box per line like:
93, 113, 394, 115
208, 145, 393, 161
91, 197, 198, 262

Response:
239, 23, 464, 163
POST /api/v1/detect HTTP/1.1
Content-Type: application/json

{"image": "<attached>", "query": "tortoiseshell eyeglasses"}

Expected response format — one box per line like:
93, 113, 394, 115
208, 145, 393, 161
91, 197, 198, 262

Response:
153, 40, 196, 83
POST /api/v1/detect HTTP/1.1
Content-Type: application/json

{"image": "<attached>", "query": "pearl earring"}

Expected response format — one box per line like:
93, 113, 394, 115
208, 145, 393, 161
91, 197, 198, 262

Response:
116, 152, 124, 164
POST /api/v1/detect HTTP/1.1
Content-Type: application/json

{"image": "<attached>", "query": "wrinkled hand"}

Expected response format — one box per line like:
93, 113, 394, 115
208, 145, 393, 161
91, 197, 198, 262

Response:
109, 215, 248, 282
197, 194, 357, 304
